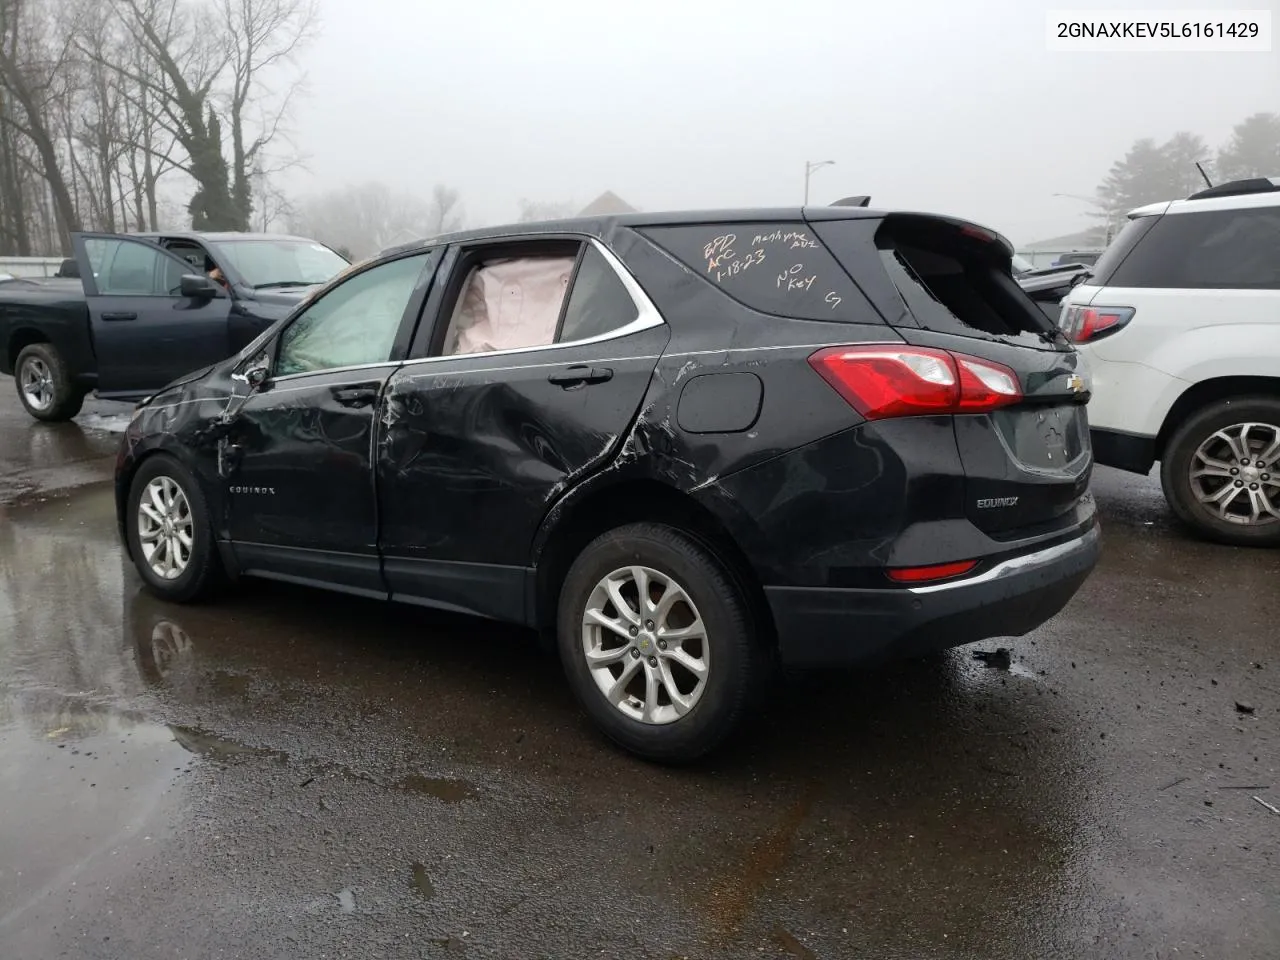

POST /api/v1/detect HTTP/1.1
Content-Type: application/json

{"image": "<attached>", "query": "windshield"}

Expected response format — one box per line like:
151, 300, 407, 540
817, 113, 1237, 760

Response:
209, 239, 348, 288
1011, 254, 1034, 275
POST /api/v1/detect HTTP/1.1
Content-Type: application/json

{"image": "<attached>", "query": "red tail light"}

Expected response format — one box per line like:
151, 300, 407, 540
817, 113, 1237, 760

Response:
808, 345, 1022, 420
1060, 305, 1134, 344
887, 559, 979, 583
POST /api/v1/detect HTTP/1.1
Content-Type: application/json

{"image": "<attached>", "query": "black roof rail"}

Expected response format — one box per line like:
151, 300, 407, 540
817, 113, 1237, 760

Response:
830, 195, 871, 207
1187, 177, 1280, 201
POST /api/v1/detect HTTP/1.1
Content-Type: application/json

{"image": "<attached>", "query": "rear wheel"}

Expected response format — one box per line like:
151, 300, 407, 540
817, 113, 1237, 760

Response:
126, 454, 224, 602
557, 522, 767, 762
1161, 396, 1280, 547
15, 343, 84, 422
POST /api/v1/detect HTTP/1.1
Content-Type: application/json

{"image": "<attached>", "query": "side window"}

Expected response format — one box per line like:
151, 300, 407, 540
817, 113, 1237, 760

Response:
640, 222, 868, 321
1105, 208, 1280, 289
558, 246, 639, 342
277, 252, 430, 376
86, 238, 176, 296
442, 254, 575, 356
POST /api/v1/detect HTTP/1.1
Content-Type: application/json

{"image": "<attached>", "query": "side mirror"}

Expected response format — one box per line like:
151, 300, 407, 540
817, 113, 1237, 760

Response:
222, 361, 271, 426
180, 274, 219, 299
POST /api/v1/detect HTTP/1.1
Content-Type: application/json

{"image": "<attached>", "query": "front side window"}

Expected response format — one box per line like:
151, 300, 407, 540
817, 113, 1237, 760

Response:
276, 253, 430, 376
86, 238, 183, 296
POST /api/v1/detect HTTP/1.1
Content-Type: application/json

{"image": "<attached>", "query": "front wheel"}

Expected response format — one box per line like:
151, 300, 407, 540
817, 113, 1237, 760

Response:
15, 343, 84, 421
557, 522, 768, 762
1161, 396, 1280, 547
125, 454, 225, 602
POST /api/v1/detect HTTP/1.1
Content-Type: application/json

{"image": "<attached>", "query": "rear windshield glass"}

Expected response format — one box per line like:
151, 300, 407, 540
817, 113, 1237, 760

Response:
1094, 208, 1280, 289
1087, 216, 1158, 286
640, 222, 875, 322
875, 220, 1057, 347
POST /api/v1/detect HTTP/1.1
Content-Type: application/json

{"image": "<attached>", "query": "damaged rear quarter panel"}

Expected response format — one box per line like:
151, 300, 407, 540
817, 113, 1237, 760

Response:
529, 227, 906, 581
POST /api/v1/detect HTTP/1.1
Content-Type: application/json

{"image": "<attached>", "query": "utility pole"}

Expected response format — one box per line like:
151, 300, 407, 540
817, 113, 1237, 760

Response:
804, 160, 836, 205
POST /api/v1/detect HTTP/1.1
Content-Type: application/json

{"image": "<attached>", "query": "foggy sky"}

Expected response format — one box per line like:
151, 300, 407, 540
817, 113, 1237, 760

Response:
290, 0, 1280, 245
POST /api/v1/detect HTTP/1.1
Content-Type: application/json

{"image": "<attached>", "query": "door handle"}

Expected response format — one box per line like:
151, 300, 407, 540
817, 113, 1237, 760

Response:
547, 365, 614, 388
329, 384, 379, 407
101, 311, 137, 321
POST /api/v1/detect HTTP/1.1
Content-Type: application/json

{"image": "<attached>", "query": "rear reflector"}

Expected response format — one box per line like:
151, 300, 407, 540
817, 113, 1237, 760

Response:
886, 559, 979, 583
1060, 305, 1135, 344
808, 346, 1022, 420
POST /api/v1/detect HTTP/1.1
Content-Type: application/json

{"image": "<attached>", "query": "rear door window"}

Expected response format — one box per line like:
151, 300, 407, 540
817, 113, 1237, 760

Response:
1096, 207, 1280, 289
558, 245, 638, 342
640, 222, 873, 322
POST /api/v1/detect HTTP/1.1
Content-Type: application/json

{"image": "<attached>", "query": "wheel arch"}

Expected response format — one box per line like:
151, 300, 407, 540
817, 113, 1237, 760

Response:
1156, 376, 1280, 459
6, 327, 51, 376
115, 442, 211, 559
530, 476, 776, 650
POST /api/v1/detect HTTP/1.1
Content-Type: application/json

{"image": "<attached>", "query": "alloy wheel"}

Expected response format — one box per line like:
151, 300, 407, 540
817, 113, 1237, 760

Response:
137, 476, 195, 580
581, 565, 710, 725
19, 356, 55, 413
1189, 421, 1280, 526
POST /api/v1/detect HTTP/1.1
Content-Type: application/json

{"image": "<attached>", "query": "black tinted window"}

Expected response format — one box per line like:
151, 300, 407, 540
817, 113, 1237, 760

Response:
1086, 216, 1157, 285
559, 246, 638, 342
641, 222, 871, 322
1101, 208, 1280, 289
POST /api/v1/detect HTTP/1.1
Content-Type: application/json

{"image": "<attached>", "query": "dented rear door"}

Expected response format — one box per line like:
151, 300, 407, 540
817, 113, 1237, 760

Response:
376, 238, 669, 624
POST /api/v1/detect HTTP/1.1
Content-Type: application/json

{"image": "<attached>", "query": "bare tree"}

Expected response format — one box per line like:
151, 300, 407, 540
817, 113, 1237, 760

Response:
0, 0, 84, 252
425, 184, 463, 236
289, 182, 462, 259
517, 198, 577, 223
219, 0, 317, 229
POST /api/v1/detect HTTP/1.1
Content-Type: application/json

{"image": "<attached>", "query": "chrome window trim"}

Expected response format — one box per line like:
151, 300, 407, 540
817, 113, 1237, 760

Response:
271, 360, 401, 384
399, 236, 664, 369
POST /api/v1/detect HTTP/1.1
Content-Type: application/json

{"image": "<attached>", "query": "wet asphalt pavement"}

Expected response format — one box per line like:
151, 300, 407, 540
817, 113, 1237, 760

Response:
1, 390, 1277, 959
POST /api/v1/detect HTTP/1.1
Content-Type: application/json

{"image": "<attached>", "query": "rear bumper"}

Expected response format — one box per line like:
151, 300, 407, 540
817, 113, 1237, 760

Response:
1090, 427, 1156, 475
764, 523, 1101, 667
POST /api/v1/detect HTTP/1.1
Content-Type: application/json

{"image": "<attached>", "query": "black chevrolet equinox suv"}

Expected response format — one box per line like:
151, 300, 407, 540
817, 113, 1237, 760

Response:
116, 206, 1101, 760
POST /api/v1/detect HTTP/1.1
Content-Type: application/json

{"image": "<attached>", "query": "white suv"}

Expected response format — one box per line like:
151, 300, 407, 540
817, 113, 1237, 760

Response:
1061, 178, 1280, 547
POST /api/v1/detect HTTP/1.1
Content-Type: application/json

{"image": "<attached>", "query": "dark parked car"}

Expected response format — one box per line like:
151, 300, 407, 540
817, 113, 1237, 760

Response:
0, 231, 349, 421
116, 207, 1100, 760
1012, 255, 1092, 321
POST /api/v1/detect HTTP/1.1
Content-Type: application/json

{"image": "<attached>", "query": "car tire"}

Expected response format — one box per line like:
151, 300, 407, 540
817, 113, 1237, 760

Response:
15, 343, 84, 422
126, 454, 225, 602
557, 522, 767, 762
1161, 395, 1280, 547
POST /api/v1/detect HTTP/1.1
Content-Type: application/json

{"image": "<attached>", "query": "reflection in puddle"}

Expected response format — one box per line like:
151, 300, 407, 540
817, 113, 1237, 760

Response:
395, 774, 474, 803
411, 861, 435, 899
168, 725, 289, 762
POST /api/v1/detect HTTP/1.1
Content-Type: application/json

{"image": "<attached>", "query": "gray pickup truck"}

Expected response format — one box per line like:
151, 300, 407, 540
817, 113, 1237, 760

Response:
0, 230, 349, 421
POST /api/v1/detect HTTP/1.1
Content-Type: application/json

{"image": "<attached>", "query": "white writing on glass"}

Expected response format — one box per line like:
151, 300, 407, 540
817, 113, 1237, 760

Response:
703, 234, 737, 272
714, 249, 767, 282
751, 229, 820, 250
824, 291, 842, 310
777, 263, 816, 291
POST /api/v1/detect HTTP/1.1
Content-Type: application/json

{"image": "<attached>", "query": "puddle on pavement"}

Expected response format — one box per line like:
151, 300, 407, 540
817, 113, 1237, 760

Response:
411, 861, 435, 899
395, 774, 474, 803
168, 725, 288, 762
